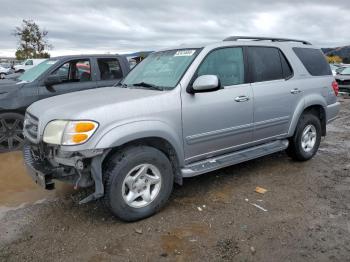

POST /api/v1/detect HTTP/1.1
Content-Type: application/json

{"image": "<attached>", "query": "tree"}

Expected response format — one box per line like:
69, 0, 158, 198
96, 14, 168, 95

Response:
326, 55, 342, 64
13, 19, 52, 60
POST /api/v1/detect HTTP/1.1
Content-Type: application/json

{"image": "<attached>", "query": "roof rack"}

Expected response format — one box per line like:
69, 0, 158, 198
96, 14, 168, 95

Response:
223, 36, 311, 45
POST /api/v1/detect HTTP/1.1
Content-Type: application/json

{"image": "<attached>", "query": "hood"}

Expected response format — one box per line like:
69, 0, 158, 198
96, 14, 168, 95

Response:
0, 81, 24, 93
27, 87, 175, 132
0, 77, 21, 85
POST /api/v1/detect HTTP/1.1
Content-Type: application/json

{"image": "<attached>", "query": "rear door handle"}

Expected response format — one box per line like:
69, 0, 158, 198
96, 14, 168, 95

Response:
290, 88, 302, 94
234, 96, 250, 102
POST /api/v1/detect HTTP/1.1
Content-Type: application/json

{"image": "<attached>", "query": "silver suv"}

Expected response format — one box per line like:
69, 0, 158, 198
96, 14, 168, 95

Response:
23, 36, 340, 221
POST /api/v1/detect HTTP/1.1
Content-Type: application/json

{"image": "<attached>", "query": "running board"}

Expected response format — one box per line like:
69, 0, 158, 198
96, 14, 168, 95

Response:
181, 139, 289, 177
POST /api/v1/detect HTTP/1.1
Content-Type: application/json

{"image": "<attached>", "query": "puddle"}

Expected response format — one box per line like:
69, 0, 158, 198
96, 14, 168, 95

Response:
0, 151, 73, 209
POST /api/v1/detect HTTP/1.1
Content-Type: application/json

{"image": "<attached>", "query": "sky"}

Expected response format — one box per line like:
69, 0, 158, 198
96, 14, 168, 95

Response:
0, 0, 349, 57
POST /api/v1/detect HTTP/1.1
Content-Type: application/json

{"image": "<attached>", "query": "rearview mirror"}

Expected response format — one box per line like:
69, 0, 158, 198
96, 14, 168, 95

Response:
191, 75, 220, 93
44, 75, 61, 86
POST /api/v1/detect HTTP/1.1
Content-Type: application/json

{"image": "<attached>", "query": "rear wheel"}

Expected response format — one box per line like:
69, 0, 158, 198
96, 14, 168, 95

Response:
0, 113, 25, 153
103, 146, 174, 221
286, 113, 321, 161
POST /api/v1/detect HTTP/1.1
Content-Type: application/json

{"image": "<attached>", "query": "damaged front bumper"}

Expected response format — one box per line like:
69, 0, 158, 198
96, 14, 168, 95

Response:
23, 141, 109, 204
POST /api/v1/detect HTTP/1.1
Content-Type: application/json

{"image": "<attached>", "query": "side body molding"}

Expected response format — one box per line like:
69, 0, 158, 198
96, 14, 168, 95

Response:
95, 120, 185, 166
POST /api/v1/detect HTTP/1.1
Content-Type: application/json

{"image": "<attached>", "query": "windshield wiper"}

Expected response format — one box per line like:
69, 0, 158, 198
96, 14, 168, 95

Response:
132, 82, 165, 91
115, 82, 128, 88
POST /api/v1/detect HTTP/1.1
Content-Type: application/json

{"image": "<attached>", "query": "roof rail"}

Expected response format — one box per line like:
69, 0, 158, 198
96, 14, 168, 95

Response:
223, 36, 311, 45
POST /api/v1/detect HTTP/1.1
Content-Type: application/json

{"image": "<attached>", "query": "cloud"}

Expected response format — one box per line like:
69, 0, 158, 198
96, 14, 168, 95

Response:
0, 0, 349, 57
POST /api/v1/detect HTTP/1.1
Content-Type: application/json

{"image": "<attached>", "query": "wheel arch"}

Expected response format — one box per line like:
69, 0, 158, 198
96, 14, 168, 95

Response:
102, 136, 183, 185
288, 101, 327, 137
0, 109, 26, 115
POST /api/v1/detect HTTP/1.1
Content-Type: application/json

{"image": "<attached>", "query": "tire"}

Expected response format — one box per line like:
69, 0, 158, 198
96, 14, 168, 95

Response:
286, 113, 321, 161
0, 112, 25, 153
0, 73, 5, 79
103, 146, 174, 222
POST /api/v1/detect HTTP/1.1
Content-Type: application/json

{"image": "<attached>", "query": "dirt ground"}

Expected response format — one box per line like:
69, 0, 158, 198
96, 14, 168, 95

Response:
0, 99, 349, 262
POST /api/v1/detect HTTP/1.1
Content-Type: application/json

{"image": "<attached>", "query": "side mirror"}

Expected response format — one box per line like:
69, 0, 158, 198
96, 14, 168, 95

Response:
191, 75, 220, 93
44, 75, 61, 86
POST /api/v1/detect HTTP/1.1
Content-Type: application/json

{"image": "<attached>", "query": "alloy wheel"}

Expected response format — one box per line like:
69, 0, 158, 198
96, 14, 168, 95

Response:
122, 163, 162, 208
0, 117, 25, 152
301, 124, 317, 153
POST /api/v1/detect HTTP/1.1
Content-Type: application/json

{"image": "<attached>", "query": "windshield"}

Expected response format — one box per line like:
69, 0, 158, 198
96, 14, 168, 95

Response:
340, 67, 350, 75
122, 49, 200, 90
19, 60, 57, 82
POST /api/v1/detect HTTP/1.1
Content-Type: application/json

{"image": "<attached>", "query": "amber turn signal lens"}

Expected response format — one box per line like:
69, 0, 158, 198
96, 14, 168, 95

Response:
75, 122, 95, 133
72, 133, 88, 143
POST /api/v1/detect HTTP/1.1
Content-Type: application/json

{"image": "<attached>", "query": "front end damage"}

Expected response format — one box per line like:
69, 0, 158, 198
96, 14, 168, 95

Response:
23, 141, 109, 204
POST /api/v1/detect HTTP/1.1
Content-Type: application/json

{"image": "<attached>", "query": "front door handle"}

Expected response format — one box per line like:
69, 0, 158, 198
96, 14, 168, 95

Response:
234, 96, 250, 102
290, 88, 302, 94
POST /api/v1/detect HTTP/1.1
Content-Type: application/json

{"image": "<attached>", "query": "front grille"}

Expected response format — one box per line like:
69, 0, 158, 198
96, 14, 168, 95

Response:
23, 112, 39, 143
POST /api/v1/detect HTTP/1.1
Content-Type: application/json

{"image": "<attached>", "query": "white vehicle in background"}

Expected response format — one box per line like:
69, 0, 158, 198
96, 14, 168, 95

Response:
0, 66, 11, 79
330, 64, 340, 76
14, 58, 47, 73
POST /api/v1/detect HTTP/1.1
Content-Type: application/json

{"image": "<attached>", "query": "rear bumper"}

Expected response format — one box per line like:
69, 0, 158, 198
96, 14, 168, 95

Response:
326, 102, 341, 124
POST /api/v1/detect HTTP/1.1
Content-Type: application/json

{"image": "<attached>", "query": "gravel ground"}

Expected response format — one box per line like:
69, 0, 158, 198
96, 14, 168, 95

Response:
0, 99, 349, 262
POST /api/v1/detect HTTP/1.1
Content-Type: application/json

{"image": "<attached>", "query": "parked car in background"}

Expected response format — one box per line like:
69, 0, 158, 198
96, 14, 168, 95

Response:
335, 66, 350, 93
23, 36, 340, 221
13, 58, 47, 73
0, 65, 11, 79
0, 54, 130, 152
335, 65, 350, 75
330, 64, 340, 76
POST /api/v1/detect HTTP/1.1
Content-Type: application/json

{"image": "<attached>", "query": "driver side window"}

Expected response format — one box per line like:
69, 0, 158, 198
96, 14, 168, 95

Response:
197, 47, 245, 86
51, 59, 91, 83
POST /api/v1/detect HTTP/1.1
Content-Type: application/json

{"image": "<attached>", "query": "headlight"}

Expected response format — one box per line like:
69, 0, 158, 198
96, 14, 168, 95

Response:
43, 120, 98, 145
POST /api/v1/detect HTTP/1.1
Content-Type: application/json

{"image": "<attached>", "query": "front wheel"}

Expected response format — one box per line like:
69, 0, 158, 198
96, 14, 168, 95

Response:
0, 112, 25, 153
103, 146, 174, 221
0, 73, 5, 79
286, 113, 321, 161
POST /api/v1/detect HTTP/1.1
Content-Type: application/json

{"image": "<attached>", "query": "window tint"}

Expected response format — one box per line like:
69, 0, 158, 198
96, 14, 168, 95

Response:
248, 47, 283, 82
97, 58, 123, 80
293, 48, 332, 76
279, 51, 293, 78
51, 59, 91, 83
197, 47, 245, 86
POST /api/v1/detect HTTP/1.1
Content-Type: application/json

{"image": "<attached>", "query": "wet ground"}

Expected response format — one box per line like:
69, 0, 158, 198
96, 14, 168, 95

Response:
0, 99, 349, 261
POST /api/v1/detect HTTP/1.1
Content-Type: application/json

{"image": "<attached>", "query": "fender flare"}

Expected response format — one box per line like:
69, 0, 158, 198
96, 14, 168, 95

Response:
288, 94, 327, 136
95, 120, 185, 166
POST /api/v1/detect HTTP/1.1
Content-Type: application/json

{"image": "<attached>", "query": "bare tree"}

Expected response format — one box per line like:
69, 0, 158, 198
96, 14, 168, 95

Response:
13, 19, 52, 60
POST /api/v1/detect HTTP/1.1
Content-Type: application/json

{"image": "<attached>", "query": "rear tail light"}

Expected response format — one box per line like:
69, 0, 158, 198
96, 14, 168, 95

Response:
332, 80, 339, 96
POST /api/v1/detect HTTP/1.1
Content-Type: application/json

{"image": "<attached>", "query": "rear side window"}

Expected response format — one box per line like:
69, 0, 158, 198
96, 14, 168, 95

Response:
97, 58, 123, 80
293, 48, 332, 76
248, 47, 284, 82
